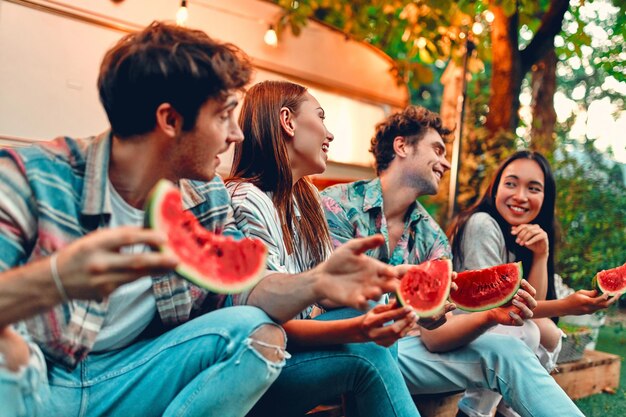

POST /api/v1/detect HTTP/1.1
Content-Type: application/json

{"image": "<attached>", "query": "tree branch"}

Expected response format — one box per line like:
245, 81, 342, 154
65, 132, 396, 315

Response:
520, 0, 569, 74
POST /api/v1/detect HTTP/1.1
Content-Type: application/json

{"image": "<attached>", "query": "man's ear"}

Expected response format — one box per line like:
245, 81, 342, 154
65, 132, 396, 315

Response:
279, 107, 296, 138
393, 136, 410, 158
155, 103, 182, 138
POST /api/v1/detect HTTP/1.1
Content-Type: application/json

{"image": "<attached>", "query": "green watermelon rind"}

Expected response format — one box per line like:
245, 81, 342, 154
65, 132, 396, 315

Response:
592, 263, 626, 297
396, 259, 452, 318
451, 262, 523, 312
145, 180, 267, 294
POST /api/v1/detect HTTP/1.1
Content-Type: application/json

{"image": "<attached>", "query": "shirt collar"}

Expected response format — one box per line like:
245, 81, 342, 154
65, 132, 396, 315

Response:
81, 131, 113, 219
362, 177, 384, 212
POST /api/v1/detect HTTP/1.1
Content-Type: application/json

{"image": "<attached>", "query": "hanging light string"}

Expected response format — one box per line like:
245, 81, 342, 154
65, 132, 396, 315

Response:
174, 1, 280, 45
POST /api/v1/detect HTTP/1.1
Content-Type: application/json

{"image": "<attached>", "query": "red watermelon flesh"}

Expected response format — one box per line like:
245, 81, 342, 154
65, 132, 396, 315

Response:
396, 259, 452, 317
450, 262, 522, 312
145, 180, 267, 294
593, 263, 626, 296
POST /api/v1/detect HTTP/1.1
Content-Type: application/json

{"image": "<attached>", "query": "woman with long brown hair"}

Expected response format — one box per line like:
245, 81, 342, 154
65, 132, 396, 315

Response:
226, 80, 422, 417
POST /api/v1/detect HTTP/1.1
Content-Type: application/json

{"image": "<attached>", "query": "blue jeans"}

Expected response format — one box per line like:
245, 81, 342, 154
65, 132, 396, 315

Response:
46, 306, 285, 417
398, 333, 583, 417
247, 308, 419, 417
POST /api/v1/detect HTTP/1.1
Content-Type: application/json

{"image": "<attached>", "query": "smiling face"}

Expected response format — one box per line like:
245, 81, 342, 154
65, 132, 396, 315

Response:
495, 158, 545, 226
403, 128, 451, 195
286, 92, 334, 181
172, 92, 243, 181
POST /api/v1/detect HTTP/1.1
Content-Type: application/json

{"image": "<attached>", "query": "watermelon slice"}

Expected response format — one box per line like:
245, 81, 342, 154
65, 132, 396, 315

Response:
592, 263, 626, 297
145, 180, 267, 293
450, 262, 522, 312
396, 259, 452, 317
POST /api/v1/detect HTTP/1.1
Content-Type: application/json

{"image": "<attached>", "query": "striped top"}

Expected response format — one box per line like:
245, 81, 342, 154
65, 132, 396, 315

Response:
227, 181, 329, 320
321, 178, 451, 265
0, 131, 241, 368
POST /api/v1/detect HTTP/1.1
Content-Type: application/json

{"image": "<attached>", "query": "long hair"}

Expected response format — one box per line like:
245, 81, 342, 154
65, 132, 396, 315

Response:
228, 80, 331, 266
448, 150, 557, 301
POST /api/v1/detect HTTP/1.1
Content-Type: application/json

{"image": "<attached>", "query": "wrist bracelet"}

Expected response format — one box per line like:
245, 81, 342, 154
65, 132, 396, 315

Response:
50, 253, 70, 303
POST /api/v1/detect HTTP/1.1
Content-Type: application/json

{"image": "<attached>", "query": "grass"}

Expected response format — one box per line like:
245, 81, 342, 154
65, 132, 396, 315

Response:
574, 317, 626, 416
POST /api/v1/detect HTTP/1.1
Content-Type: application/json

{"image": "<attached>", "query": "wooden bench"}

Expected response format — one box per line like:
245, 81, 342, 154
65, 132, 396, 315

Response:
306, 392, 465, 417
551, 349, 621, 400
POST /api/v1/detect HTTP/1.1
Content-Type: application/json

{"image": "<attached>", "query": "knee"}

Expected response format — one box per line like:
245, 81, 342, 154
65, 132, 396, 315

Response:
480, 334, 536, 363
535, 318, 562, 352
249, 324, 288, 364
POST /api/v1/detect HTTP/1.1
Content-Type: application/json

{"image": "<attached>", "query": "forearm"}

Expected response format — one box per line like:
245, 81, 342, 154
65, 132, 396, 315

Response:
533, 298, 578, 319
282, 317, 364, 346
420, 311, 495, 352
0, 258, 60, 327
526, 254, 548, 301
246, 270, 322, 323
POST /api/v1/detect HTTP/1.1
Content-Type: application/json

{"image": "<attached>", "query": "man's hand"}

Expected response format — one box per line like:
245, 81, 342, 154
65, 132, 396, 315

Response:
486, 280, 537, 326
312, 235, 399, 310
357, 302, 418, 347
0, 326, 30, 372
54, 226, 179, 301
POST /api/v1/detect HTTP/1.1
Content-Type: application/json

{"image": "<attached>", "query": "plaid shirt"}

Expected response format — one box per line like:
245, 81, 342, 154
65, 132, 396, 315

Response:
320, 178, 451, 265
0, 132, 240, 368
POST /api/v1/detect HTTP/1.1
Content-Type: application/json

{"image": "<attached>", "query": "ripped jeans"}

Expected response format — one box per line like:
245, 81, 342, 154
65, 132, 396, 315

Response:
46, 306, 286, 417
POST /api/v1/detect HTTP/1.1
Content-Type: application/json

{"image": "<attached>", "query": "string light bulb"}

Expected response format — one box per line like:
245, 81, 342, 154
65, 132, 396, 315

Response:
484, 10, 495, 23
176, 0, 188, 26
264, 25, 278, 47
472, 21, 484, 35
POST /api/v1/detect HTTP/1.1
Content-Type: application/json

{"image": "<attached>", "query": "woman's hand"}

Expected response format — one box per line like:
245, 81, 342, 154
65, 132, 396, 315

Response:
562, 289, 619, 315
487, 279, 538, 326
358, 302, 417, 347
511, 224, 548, 256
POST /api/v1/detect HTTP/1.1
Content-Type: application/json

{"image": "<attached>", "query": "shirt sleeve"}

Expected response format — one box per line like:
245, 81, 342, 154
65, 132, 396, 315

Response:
321, 193, 354, 249
427, 223, 453, 261
228, 184, 289, 305
457, 212, 508, 271
0, 151, 38, 271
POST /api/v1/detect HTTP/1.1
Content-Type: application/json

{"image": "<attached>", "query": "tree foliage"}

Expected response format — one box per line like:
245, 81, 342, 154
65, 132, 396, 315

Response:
552, 137, 626, 290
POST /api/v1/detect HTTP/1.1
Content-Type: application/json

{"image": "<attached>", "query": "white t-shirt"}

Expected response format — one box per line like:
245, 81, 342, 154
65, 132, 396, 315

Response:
91, 182, 157, 352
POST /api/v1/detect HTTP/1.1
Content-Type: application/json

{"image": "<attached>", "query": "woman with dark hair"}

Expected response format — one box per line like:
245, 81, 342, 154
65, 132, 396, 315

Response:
226, 80, 424, 417
448, 150, 614, 417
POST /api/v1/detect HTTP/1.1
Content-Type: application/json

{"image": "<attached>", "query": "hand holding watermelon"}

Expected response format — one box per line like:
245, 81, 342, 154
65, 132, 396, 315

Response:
557, 289, 618, 316
356, 302, 418, 347
51, 226, 179, 301
483, 280, 538, 326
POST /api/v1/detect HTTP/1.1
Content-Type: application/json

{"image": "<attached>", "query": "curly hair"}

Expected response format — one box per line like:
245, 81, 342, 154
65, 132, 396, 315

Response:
98, 21, 252, 137
369, 106, 451, 174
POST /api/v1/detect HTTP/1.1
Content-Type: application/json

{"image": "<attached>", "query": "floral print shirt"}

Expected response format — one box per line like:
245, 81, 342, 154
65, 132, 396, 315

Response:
320, 178, 451, 265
